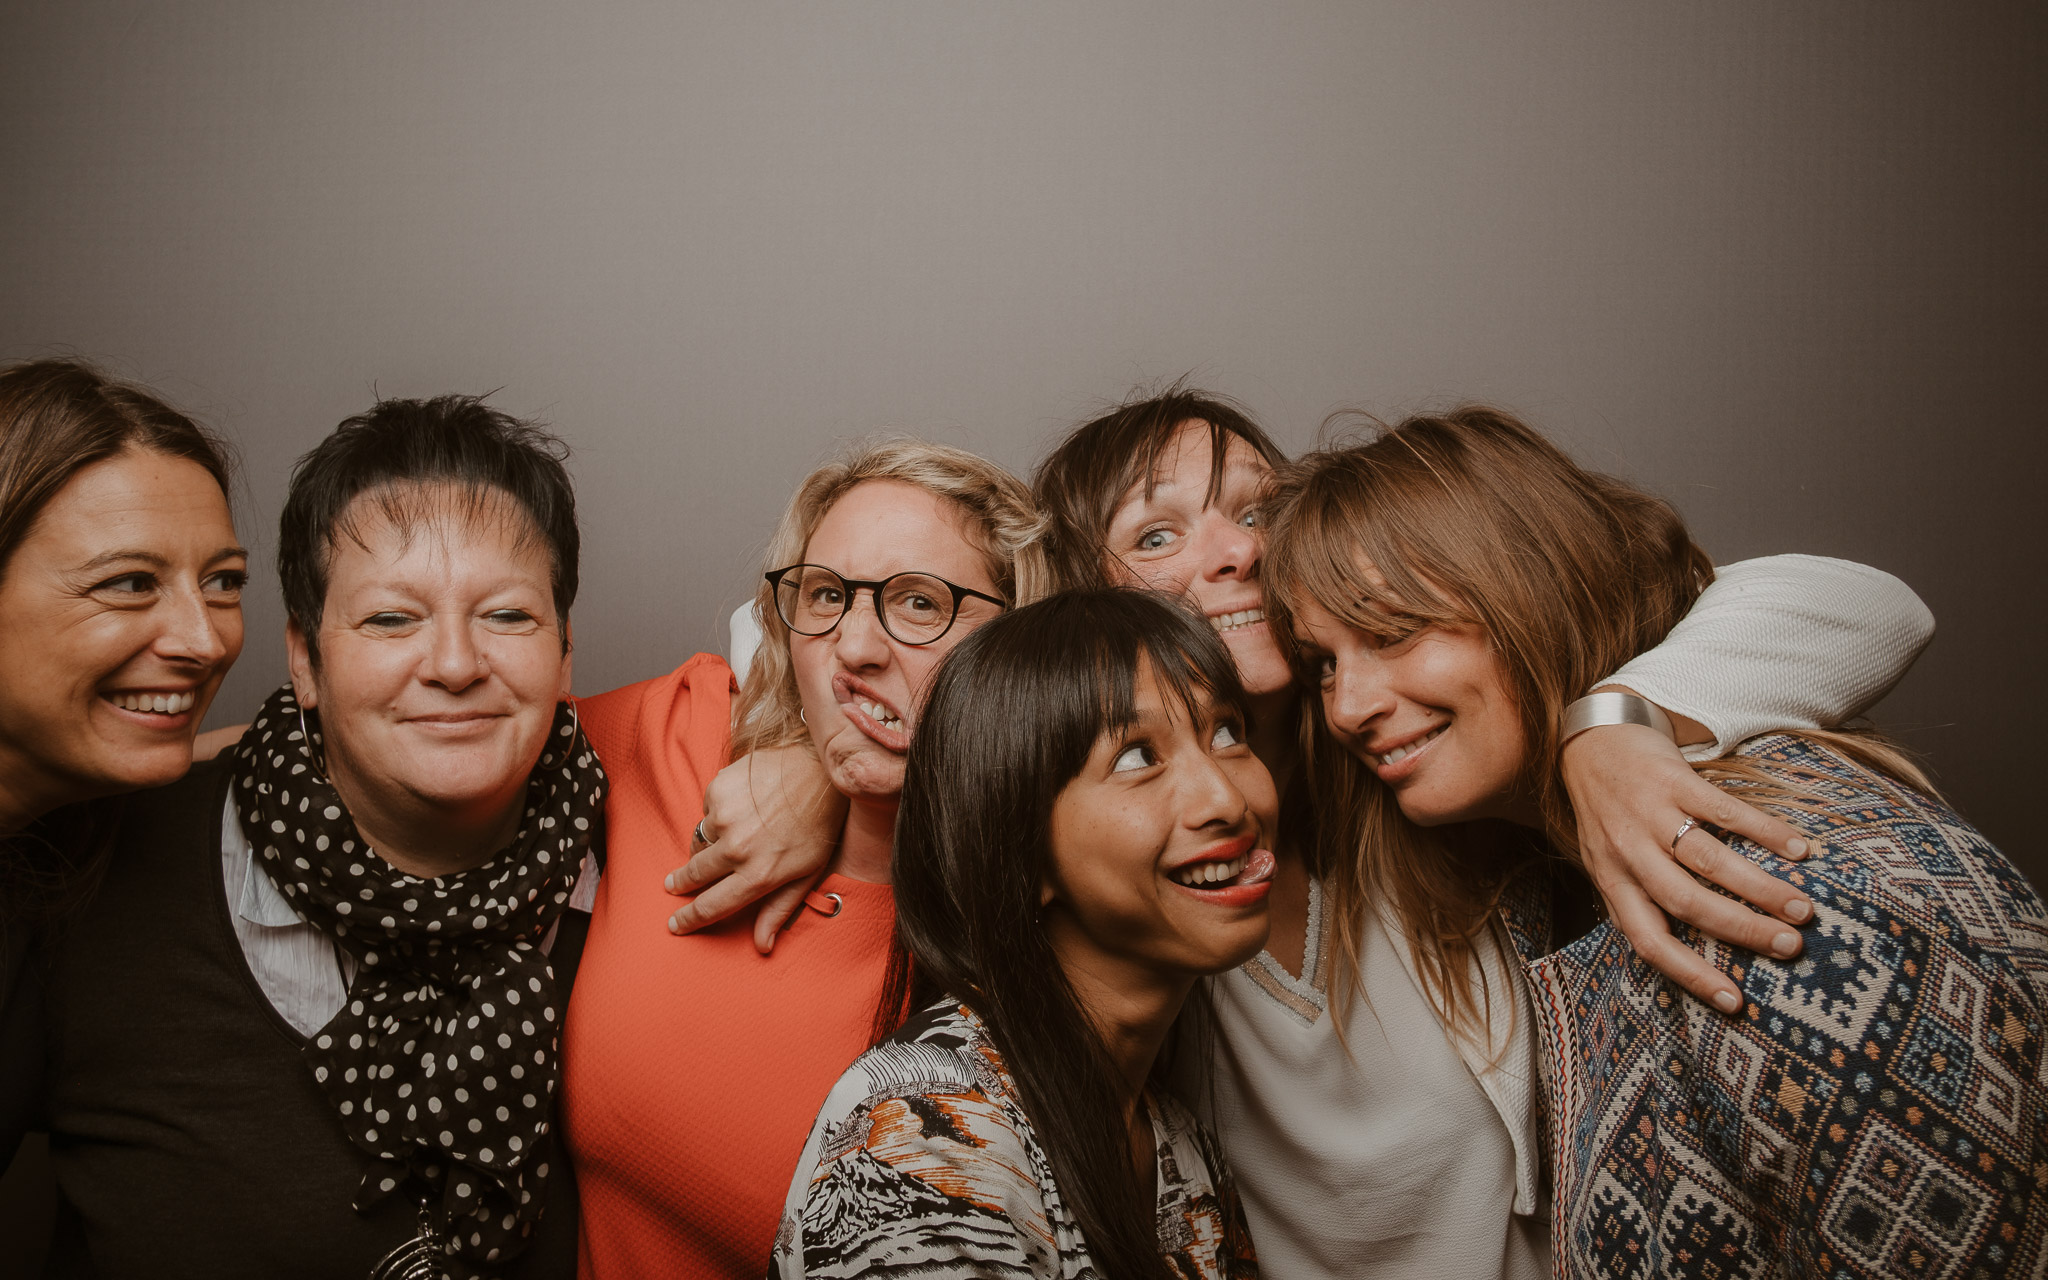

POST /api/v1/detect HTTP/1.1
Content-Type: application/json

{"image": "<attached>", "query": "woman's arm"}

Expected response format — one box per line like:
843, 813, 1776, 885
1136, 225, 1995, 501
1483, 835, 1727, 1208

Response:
1563, 555, 1934, 1011
664, 744, 844, 954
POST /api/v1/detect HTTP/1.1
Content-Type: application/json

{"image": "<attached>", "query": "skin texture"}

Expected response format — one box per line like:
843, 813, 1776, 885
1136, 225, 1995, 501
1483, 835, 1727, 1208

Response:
285, 485, 571, 880
783, 479, 1005, 883
1101, 422, 1293, 701
1296, 594, 1814, 1012
0, 449, 245, 832
1041, 664, 1277, 1171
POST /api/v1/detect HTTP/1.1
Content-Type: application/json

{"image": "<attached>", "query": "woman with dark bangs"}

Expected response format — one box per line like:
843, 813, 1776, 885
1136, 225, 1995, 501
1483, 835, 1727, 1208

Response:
773, 589, 1269, 1280
1261, 408, 2045, 1278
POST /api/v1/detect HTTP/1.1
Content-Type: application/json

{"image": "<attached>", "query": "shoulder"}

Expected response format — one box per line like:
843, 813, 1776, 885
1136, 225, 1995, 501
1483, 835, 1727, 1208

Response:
1721, 734, 2046, 965
578, 655, 736, 779
785, 1004, 1054, 1274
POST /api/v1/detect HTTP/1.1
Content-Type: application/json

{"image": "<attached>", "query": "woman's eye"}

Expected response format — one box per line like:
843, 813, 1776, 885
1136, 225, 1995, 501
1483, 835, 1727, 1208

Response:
1316, 656, 1336, 683
1238, 509, 1259, 529
363, 612, 414, 629
486, 609, 537, 627
807, 586, 844, 609
93, 572, 156, 596
1111, 744, 1157, 773
1136, 528, 1178, 552
899, 593, 938, 616
204, 569, 247, 596
1211, 721, 1242, 750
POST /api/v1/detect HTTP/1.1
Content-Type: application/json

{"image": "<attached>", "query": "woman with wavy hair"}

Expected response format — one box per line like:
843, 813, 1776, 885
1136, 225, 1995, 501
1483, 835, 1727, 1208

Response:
562, 437, 1050, 1277
1262, 407, 2045, 1278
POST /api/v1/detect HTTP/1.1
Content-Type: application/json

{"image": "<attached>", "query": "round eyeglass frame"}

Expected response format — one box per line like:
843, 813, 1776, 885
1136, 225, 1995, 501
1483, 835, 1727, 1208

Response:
763, 563, 1008, 646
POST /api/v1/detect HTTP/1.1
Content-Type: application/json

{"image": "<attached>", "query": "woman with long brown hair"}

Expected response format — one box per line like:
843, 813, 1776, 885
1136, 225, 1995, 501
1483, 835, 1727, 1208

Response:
0, 358, 245, 1159
1263, 407, 2044, 1278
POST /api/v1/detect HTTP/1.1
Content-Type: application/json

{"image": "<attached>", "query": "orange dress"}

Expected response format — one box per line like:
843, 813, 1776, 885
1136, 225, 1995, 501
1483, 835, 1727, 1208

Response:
561, 654, 898, 1280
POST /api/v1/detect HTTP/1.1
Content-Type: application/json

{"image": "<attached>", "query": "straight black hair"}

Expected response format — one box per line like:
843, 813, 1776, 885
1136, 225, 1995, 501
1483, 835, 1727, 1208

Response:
889, 587, 1250, 1280
1033, 379, 1288, 593
276, 395, 579, 661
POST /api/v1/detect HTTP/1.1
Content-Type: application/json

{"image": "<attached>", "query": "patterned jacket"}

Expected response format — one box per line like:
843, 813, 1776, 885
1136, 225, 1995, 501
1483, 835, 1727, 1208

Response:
1506, 734, 2048, 1279
773, 1001, 1259, 1280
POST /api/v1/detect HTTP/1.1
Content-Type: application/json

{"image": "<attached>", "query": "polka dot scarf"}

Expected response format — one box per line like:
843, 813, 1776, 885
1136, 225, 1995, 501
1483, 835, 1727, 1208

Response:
231, 684, 604, 1278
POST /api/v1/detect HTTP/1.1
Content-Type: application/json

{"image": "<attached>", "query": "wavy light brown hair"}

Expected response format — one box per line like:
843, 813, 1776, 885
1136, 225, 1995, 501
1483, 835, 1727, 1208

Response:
729, 436, 1052, 761
1262, 405, 1923, 1044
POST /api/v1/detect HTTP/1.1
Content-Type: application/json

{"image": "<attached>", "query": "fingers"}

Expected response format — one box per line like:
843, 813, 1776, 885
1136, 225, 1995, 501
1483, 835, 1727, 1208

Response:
751, 874, 824, 956
1599, 876, 1744, 1014
1681, 777, 1813, 861
1669, 822, 1814, 929
666, 872, 762, 935
665, 842, 739, 895
1639, 838, 1805, 960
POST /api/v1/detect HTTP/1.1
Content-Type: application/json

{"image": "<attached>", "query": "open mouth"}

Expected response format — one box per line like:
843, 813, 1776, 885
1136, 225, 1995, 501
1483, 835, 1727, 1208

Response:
105, 690, 197, 716
1374, 723, 1446, 767
1209, 608, 1265, 634
1166, 844, 1277, 901
833, 673, 912, 751
854, 697, 904, 735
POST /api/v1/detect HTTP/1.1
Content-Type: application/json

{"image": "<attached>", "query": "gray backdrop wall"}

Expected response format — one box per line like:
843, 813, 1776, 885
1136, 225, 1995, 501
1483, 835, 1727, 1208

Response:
4, 0, 2042, 870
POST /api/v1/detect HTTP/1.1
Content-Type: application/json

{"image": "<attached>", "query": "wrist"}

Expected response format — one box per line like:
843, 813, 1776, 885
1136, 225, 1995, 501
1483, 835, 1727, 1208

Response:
1562, 690, 1676, 747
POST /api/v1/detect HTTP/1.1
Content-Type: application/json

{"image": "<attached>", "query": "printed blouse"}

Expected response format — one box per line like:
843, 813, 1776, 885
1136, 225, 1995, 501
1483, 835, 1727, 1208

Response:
773, 1000, 1259, 1279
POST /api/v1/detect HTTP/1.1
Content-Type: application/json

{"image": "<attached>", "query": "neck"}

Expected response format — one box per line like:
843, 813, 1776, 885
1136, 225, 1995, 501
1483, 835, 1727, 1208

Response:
1046, 922, 1194, 1112
326, 766, 523, 880
832, 794, 897, 883
0, 740, 81, 837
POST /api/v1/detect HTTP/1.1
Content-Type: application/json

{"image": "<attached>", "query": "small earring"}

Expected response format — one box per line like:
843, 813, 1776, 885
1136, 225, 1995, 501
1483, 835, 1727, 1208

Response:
799, 707, 807, 725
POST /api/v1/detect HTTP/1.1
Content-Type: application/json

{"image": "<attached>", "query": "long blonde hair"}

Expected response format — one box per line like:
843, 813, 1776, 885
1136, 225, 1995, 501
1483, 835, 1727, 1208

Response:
729, 436, 1051, 760
1262, 406, 1926, 1044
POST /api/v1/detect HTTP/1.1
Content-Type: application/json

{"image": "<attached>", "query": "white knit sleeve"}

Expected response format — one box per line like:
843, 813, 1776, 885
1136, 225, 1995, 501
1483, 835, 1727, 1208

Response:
1598, 554, 1935, 760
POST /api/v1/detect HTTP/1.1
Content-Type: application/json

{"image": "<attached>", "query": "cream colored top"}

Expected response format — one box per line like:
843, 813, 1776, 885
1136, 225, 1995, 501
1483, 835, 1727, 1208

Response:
1179, 880, 1547, 1280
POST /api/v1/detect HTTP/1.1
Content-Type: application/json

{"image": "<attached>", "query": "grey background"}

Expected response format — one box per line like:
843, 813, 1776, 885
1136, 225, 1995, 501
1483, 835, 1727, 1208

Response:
2, 1, 2041, 849
3, 0, 2043, 1263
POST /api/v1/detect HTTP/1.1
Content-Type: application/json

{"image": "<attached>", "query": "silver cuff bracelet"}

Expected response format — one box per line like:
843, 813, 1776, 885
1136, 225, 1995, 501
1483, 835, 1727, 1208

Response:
1560, 690, 1675, 746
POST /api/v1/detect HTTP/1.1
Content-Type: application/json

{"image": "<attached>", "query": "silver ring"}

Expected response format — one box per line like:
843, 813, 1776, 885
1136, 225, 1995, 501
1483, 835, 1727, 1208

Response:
692, 819, 709, 846
1670, 817, 1698, 852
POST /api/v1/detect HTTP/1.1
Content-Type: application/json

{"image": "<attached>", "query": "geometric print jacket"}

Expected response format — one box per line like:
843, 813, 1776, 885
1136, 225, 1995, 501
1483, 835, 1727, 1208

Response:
1502, 734, 2048, 1280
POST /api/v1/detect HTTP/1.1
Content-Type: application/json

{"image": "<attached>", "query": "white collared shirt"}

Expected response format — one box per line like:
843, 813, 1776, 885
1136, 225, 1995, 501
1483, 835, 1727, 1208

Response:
218, 792, 601, 1037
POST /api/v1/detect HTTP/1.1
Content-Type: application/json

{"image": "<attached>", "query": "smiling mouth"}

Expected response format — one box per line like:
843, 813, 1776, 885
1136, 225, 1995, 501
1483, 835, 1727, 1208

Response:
1172, 852, 1251, 886
1374, 723, 1447, 767
106, 691, 197, 715
1209, 608, 1265, 634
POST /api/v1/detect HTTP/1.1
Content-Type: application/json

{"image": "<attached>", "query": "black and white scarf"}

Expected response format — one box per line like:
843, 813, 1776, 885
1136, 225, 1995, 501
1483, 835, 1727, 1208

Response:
231, 684, 604, 1277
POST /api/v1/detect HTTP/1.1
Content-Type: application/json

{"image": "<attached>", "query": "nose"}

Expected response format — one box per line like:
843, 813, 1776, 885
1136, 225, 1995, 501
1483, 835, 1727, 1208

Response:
424, 617, 489, 692
153, 581, 231, 668
1181, 741, 1251, 833
1323, 653, 1394, 742
831, 590, 894, 669
1201, 514, 1262, 583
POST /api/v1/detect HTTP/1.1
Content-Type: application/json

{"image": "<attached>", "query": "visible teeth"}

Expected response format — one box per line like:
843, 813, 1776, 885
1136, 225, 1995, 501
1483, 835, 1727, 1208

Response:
1173, 854, 1248, 887
112, 691, 195, 714
858, 699, 903, 732
1376, 724, 1446, 767
1208, 608, 1265, 633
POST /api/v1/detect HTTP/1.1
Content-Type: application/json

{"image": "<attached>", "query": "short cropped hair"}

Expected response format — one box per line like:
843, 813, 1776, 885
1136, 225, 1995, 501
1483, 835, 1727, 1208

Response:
277, 395, 579, 660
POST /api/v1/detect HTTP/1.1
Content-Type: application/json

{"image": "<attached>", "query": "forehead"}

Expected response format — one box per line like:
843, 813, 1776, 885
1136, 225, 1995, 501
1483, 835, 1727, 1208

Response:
804, 479, 992, 588
1120, 421, 1272, 514
326, 483, 550, 586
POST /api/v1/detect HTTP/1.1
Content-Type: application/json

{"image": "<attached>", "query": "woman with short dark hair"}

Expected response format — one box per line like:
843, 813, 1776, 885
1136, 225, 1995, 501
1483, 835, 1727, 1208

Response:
775, 589, 1266, 1279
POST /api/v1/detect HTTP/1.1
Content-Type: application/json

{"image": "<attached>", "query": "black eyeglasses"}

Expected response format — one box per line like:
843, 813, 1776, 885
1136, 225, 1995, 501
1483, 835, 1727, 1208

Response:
765, 564, 1007, 646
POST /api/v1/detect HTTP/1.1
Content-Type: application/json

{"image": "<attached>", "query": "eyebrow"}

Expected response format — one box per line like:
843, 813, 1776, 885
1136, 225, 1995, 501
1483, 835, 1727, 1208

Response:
77, 546, 250, 573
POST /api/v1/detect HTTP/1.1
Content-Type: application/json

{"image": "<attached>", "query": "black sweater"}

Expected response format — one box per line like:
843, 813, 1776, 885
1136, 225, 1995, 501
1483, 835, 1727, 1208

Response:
37, 760, 585, 1279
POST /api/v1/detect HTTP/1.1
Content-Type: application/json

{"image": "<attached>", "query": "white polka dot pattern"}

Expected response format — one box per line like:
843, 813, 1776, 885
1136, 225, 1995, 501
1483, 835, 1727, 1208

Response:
234, 685, 604, 1278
